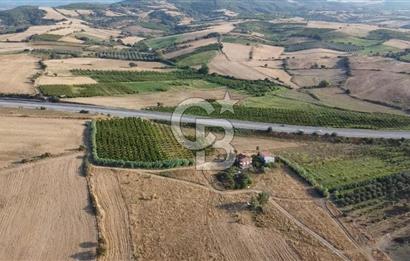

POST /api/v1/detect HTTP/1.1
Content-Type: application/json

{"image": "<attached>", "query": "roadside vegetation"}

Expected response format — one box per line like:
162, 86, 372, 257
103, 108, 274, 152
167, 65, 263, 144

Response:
151, 101, 410, 130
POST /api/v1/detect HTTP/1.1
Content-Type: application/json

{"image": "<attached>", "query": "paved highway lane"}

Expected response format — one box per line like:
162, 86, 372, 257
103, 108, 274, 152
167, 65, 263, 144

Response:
1, 98, 410, 139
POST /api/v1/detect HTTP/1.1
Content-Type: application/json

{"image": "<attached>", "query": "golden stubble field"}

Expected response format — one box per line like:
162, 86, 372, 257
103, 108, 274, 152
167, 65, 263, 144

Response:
0, 115, 86, 169
0, 54, 40, 94
0, 109, 99, 261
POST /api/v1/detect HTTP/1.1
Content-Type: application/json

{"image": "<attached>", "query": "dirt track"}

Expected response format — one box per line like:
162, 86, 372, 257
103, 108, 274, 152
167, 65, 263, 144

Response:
0, 154, 97, 261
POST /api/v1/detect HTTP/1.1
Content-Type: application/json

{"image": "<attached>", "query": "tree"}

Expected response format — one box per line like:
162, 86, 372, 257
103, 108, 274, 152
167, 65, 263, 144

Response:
198, 64, 209, 74
252, 154, 266, 173
318, 80, 330, 88
250, 192, 270, 212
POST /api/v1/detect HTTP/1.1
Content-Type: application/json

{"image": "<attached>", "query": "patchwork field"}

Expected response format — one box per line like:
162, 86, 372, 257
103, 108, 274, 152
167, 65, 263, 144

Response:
0, 54, 40, 94
0, 154, 97, 261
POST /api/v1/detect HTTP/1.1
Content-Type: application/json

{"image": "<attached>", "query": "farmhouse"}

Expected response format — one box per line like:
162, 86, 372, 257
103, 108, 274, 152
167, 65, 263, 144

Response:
235, 153, 251, 169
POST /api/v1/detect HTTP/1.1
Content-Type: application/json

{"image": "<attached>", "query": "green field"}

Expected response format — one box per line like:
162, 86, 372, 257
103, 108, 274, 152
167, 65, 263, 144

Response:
359, 44, 400, 55
39, 69, 280, 98
176, 50, 218, 67
151, 102, 410, 129
144, 35, 182, 49
279, 141, 410, 205
328, 36, 381, 47
31, 34, 63, 42
91, 118, 194, 169
40, 79, 219, 98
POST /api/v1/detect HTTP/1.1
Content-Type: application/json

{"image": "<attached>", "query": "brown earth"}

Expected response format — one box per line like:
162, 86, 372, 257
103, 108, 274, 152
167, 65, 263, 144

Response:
0, 53, 40, 94
0, 154, 97, 261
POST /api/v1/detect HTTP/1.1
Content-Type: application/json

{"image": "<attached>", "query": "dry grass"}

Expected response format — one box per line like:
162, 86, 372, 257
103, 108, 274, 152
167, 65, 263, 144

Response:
346, 70, 410, 109
56, 9, 80, 17
36, 76, 97, 85
0, 154, 97, 261
283, 49, 345, 70
306, 21, 379, 37
64, 87, 245, 109
0, 54, 40, 94
90, 166, 349, 261
209, 43, 293, 86
43, 58, 170, 77
163, 38, 218, 59
310, 87, 405, 115
0, 116, 85, 169
349, 56, 410, 73
290, 69, 346, 87
384, 39, 410, 49
0, 42, 31, 53
120, 36, 145, 46
39, 7, 67, 20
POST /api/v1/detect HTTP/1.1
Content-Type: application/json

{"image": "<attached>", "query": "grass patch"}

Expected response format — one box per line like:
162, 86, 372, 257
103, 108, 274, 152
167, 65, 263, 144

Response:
328, 37, 381, 47
39, 79, 220, 98
144, 35, 182, 50
31, 34, 63, 42
359, 44, 400, 56
176, 50, 218, 67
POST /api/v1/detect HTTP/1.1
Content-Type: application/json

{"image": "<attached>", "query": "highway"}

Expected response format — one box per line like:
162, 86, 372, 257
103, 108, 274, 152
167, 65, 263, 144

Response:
1, 97, 410, 139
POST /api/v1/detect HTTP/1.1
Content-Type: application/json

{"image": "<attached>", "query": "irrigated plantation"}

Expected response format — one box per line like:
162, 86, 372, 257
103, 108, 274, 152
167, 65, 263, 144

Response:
91, 118, 194, 169
96, 50, 159, 61
151, 102, 410, 130
278, 140, 410, 206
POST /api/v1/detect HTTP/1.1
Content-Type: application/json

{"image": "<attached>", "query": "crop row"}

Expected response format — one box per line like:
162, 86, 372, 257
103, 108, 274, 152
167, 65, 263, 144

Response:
150, 102, 410, 130
91, 118, 194, 169
72, 69, 280, 96
334, 172, 410, 207
96, 50, 159, 61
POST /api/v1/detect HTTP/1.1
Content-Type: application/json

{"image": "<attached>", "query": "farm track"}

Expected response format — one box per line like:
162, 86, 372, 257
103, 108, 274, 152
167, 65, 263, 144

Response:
95, 165, 363, 260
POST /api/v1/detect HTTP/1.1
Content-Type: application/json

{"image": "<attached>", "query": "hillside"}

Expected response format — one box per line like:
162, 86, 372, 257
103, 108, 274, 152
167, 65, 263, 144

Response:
0, 6, 54, 34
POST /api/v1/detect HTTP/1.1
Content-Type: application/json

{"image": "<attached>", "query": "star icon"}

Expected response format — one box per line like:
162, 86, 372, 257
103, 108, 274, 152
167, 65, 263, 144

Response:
217, 90, 238, 114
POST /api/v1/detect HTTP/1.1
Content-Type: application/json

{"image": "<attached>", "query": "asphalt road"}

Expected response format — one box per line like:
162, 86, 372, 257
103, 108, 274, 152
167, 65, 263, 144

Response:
1, 98, 410, 139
